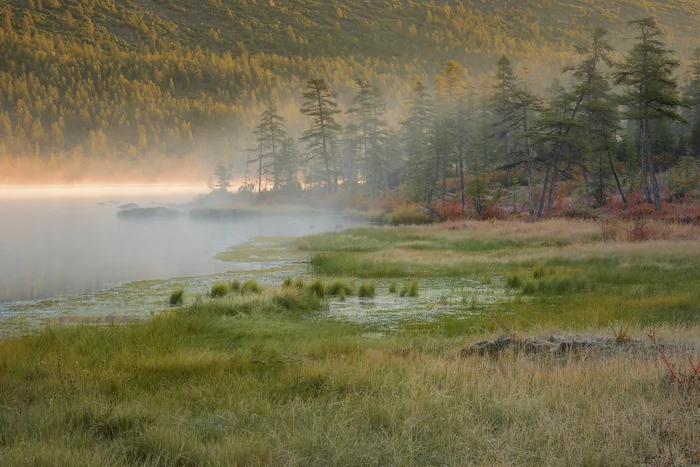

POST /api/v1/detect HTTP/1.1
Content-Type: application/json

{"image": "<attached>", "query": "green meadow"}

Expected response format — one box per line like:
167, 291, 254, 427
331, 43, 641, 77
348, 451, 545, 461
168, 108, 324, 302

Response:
2, 219, 700, 466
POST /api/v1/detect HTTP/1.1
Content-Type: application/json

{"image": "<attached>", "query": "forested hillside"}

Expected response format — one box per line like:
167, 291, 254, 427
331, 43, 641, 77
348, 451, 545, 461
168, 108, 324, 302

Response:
1, 0, 700, 182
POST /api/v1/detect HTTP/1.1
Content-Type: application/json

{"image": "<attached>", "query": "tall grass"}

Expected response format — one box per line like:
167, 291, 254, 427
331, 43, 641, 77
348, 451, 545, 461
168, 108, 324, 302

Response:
399, 280, 419, 297
358, 281, 376, 298
2, 309, 699, 465
169, 288, 184, 306
210, 282, 230, 298
2, 220, 700, 464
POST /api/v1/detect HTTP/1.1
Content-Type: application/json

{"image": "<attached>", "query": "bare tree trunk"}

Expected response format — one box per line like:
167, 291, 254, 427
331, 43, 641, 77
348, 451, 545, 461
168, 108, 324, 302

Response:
457, 101, 466, 211
638, 119, 651, 204
644, 107, 661, 211
546, 153, 562, 216
522, 109, 534, 217
538, 150, 554, 217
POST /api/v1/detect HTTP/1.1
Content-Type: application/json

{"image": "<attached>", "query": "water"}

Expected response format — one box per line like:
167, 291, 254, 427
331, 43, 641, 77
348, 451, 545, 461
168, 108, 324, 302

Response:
0, 185, 345, 304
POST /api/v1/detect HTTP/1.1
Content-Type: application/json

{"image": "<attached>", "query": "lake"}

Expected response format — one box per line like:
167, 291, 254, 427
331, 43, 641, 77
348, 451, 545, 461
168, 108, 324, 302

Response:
0, 185, 345, 304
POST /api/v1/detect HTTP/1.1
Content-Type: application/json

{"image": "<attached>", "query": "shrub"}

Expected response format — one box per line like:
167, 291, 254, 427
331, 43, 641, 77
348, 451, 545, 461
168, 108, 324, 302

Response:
358, 281, 376, 298
626, 217, 650, 242
389, 205, 429, 226
241, 280, 263, 294
400, 280, 419, 297
230, 279, 241, 293
327, 279, 353, 296
308, 278, 326, 298
210, 283, 230, 298
169, 288, 184, 306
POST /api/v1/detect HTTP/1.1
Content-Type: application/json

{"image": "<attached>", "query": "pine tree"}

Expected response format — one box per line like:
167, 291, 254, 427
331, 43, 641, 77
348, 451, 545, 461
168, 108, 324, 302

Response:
491, 55, 542, 215
299, 78, 342, 193
402, 76, 435, 202
573, 28, 626, 207
685, 48, 700, 156
534, 78, 586, 217
615, 17, 686, 211
492, 56, 519, 184
257, 93, 288, 191
346, 79, 388, 197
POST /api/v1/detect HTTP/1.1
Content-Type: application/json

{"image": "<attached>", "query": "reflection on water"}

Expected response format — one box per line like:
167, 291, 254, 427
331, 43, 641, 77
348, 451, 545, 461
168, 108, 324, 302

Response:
0, 187, 344, 303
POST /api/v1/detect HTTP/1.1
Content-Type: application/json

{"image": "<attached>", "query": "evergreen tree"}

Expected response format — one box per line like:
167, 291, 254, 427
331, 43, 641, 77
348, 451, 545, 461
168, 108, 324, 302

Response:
401, 76, 435, 202
685, 48, 700, 157
257, 93, 288, 191
491, 55, 542, 215
346, 79, 388, 197
573, 28, 626, 207
615, 17, 686, 211
299, 78, 342, 193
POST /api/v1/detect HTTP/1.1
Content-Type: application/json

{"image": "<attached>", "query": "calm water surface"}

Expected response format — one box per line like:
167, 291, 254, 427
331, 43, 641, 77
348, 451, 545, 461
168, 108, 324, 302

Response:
0, 185, 343, 303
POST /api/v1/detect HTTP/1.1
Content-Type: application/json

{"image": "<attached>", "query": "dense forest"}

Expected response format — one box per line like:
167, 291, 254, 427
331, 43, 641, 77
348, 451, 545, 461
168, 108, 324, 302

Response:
0, 0, 699, 200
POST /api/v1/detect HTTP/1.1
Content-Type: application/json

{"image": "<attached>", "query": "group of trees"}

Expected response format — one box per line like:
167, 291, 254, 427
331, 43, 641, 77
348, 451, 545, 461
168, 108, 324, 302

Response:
2, 0, 700, 184
246, 18, 700, 214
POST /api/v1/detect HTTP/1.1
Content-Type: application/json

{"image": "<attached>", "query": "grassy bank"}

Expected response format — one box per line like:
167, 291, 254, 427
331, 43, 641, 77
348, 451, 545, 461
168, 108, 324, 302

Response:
2, 219, 700, 465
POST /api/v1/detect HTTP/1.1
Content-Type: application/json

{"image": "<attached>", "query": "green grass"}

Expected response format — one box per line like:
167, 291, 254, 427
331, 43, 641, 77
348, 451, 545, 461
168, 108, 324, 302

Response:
2, 293, 700, 465
358, 281, 376, 298
399, 280, 419, 297
2, 220, 700, 464
241, 279, 263, 295
308, 278, 326, 298
326, 279, 354, 296
168, 288, 184, 306
210, 282, 230, 298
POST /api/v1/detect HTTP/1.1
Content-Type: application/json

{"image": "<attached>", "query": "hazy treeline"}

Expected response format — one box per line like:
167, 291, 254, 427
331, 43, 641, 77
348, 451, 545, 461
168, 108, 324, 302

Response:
1, 0, 700, 182
246, 20, 700, 215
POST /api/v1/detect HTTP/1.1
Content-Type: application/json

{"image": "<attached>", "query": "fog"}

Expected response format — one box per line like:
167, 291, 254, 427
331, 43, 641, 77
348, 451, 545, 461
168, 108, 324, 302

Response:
0, 186, 347, 303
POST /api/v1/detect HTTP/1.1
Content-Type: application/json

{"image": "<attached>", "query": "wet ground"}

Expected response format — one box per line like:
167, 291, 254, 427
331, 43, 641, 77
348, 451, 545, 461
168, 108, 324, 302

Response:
0, 231, 519, 337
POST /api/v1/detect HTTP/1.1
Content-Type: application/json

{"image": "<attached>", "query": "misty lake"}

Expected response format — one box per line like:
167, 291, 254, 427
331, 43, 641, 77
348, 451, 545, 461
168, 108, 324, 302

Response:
0, 185, 347, 304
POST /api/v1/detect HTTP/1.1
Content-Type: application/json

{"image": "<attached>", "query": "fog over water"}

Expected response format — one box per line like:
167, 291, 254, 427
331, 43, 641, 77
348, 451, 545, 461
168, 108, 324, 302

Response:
0, 185, 345, 303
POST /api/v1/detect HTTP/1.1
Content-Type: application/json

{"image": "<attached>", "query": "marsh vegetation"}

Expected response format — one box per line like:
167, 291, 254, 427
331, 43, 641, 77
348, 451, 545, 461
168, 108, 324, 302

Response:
2, 219, 700, 465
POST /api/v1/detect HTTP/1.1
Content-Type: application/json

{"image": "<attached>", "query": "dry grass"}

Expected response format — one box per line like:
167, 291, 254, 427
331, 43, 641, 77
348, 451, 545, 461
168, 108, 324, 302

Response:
1, 315, 699, 465
602, 218, 700, 243
3, 219, 700, 465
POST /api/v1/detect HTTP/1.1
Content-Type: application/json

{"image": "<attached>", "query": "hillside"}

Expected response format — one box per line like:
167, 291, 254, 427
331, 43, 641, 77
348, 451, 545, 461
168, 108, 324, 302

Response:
1, 0, 699, 182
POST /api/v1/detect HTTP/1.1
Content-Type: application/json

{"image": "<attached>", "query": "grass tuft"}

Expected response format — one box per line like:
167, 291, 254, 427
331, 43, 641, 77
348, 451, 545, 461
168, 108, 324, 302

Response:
308, 278, 326, 298
210, 283, 230, 298
326, 279, 353, 296
533, 264, 545, 279
169, 288, 184, 306
399, 280, 419, 297
230, 279, 241, 293
241, 280, 263, 295
358, 281, 376, 298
